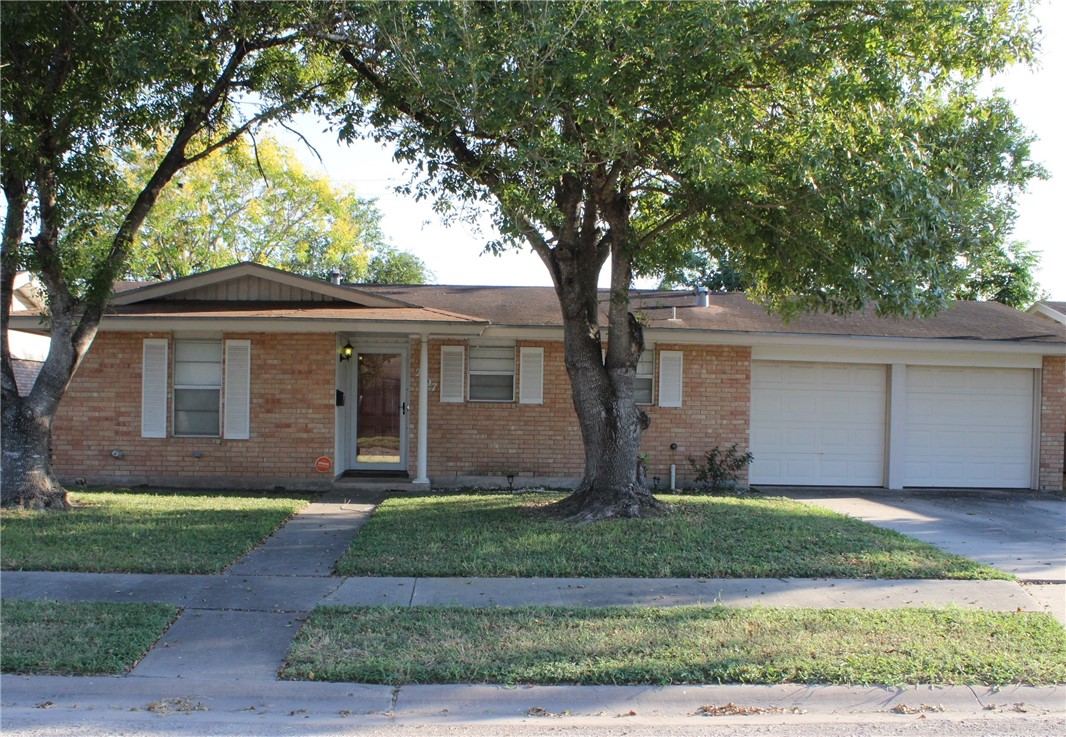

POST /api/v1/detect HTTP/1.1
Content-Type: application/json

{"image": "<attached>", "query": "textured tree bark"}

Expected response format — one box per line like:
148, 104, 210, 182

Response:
0, 396, 69, 509
546, 236, 666, 522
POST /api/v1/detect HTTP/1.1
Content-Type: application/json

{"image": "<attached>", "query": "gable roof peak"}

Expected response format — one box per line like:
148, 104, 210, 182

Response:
108, 262, 416, 309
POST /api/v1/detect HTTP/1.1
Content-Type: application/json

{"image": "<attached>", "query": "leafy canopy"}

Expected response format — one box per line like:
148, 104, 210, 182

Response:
124, 137, 431, 283
327, 1, 1041, 317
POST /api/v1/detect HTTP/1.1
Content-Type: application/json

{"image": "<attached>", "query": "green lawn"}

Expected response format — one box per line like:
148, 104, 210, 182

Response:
1, 600, 178, 675
0, 488, 310, 574
282, 605, 1066, 686
335, 492, 1009, 579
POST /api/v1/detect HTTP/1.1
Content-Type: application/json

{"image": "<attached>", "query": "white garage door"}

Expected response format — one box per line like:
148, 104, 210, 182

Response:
750, 362, 886, 486
904, 367, 1033, 488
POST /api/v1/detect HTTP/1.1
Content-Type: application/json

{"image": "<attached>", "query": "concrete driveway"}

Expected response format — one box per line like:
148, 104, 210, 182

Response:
773, 488, 1066, 623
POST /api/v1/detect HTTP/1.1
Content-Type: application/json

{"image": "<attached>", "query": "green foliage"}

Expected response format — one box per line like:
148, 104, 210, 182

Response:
365, 247, 435, 284
327, 1, 1043, 317
335, 492, 1007, 580
657, 252, 749, 292
688, 445, 755, 492
954, 241, 1045, 308
0, 489, 309, 574
2, 1, 329, 295
1, 600, 178, 676
123, 137, 431, 284
283, 605, 1066, 686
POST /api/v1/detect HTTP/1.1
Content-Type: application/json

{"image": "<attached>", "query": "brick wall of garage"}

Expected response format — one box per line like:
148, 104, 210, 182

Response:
1039, 354, 1065, 491
418, 338, 752, 485
53, 331, 336, 488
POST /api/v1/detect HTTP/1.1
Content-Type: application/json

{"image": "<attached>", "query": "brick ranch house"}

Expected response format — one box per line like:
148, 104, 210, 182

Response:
10, 262, 1065, 492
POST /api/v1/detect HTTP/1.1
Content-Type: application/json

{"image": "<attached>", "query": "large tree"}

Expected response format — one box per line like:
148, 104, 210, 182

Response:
1, 2, 328, 508
124, 137, 432, 283
322, 1, 1041, 520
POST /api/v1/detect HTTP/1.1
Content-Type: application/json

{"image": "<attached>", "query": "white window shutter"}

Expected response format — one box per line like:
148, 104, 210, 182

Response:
141, 338, 168, 438
519, 347, 544, 404
440, 345, 464, 402
224, 340, 251, 440
658, 350, 683, 408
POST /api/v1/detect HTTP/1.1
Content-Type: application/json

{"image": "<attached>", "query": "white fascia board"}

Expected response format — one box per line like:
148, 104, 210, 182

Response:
83, 316, 488, 336
751, 344, 1046, 369
644, 328, 1064, 358
1028, 302, 1066, 325
108, 263, 412, 308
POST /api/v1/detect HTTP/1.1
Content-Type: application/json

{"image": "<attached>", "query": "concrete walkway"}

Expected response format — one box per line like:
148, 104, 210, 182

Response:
2, 487, 1064, 735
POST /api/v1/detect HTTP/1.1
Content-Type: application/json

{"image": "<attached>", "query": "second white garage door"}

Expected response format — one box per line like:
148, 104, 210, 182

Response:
750, 362, 886, 486
904, 367, 1033, 488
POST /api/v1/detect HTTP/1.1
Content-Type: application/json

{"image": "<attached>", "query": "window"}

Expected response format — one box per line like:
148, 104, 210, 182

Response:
468, 344, 515, 402
173, 339, 222, 436
635, 350, 654, 405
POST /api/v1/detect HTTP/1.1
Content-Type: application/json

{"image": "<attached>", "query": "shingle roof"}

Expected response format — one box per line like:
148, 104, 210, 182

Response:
100, 301, 483, 324
354, 285, 1066, 344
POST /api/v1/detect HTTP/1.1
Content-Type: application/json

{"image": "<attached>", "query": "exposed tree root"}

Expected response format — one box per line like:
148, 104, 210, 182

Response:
549, 483, 668, 523
1, 474, 71, 511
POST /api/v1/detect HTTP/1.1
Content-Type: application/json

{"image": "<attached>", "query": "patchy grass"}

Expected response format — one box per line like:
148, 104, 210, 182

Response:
0, 488, 310, 574
335, 492, 1008, 579
1, 600, 178, 675
282, 605, 1066, 686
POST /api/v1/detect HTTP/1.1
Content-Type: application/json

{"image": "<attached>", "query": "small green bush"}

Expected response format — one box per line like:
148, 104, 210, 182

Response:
688, 444, 754, 492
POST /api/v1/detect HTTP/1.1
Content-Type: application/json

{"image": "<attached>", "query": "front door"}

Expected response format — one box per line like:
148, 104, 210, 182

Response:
350, 347, 408, 472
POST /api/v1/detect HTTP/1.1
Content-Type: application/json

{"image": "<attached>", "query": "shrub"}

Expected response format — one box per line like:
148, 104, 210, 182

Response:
688, 444, 754, 492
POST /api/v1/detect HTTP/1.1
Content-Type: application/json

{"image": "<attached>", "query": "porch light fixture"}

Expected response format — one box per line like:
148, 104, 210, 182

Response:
339, 340, 354, 362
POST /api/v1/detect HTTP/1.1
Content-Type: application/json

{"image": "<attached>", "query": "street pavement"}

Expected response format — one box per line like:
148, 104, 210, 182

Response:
2, 486, 1064, 735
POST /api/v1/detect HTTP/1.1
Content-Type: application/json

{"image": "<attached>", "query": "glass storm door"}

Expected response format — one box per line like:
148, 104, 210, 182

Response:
353, 350, 407, 470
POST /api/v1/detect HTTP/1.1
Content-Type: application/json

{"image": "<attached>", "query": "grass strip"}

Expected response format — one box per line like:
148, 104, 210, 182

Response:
335, 492, 1007, 579
1, 600, 178, 676
0, 488, 310, 574
282, 605, 1066, 686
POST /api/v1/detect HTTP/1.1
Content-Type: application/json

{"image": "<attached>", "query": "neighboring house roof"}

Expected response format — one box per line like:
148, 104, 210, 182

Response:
1028, 301, 1066, 325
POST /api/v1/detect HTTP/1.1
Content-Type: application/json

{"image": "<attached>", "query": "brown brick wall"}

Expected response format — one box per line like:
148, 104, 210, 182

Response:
53, 330, 1062, 492
53, 331, 336, 488
1039, 354, 1065, 491
642, 344, 752, 487
420, 339, 752, 485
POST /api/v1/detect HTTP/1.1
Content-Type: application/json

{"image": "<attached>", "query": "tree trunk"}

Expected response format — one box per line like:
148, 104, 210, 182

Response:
1, 394, 70, 510
547, 241, 666, 522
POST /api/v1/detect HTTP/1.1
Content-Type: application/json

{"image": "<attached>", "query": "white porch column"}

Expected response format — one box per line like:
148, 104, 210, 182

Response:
414, 334, 430, 485
886, 363, 907, 490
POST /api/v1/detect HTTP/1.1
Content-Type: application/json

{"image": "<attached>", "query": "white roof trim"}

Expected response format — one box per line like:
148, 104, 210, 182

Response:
1028, 302, 1066, 325
108, 262, 413, 308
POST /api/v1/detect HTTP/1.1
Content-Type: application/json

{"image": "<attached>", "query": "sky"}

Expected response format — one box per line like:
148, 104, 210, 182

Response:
275, 2, 1065, 299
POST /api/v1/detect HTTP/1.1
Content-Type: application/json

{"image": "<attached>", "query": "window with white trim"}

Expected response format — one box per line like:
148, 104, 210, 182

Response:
173, 339, 222, 436
468, 344, 515, 402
